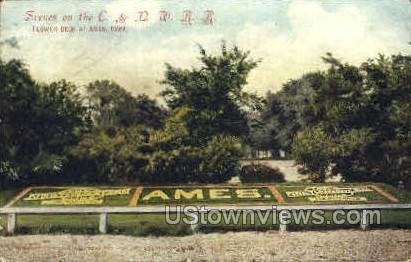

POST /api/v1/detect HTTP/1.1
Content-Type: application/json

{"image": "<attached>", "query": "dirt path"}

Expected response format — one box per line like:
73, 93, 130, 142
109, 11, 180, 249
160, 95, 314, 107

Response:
0, 229, 410, 261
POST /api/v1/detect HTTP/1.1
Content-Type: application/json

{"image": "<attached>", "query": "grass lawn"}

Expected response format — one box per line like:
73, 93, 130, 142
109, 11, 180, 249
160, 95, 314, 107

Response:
0, 188, 21, 206
12, 214, 192, 236
1, 183, 410, 236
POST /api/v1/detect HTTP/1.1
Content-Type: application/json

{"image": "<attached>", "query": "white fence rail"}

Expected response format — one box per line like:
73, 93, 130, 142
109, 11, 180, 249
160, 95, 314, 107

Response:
1, 203, 410, 235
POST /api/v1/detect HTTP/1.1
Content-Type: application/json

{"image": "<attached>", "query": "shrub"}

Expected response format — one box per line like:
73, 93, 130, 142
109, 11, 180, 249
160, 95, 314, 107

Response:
292, 126, 336, 183
239, 164, 285, 183
141, 146, 202, 184
0, 161, 19, 189
68, 126, 149, 184
141, 135, 244, 184
199, 135, 244, 183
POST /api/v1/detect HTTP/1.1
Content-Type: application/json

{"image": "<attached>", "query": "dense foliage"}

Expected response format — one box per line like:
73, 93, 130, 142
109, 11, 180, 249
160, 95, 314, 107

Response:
0, 59, 89, 187
0, 44, 254, 187
68, 126, 150, 184
86, 80, 166, 129
294, 54, 410, 185
161, 42, 262, 145
141, 107, 244, 184
250, 73, 318, 157
1, 48, 409, 188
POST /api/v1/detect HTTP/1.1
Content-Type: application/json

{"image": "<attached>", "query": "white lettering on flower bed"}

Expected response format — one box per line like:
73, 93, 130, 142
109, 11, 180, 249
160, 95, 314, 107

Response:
23, 188, 131, 205
285, 186, 373, 202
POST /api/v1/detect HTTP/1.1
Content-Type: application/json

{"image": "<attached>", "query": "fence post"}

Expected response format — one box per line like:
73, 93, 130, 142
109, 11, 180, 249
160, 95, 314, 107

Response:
278, 210, 288, 233
360, 209, 369, 230
7, 213, 16, 235
191, 212, 200, 234
99, 212, 108, 234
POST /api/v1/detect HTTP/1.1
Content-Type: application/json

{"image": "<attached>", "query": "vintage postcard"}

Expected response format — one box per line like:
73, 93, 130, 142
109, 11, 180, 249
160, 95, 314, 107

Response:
0, 0, 410, 261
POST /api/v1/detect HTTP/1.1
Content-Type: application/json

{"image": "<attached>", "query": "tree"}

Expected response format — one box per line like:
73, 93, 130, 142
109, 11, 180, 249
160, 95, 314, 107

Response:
0, 59, 89, 186
292, 126, 337, 182
252, 73, 320, 156
36, 80, 90, 153
141, 107, 245, 183
200, 135, 244, 183
0, 59, 37, 186
293, 53, 411, 185
69, 126, 150, 184
161, 42, 262, 144
87, 80, 165, 129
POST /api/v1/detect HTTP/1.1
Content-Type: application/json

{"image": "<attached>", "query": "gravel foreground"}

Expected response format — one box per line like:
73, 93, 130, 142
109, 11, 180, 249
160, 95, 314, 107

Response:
0, 230, 410, 261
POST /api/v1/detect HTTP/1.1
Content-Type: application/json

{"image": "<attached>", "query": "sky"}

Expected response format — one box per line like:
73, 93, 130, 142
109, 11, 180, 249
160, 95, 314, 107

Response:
1, 0, 410, 98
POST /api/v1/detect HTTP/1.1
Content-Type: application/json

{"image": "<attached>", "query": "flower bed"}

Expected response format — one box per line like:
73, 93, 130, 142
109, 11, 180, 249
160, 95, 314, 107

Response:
5, 183, 406, 208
